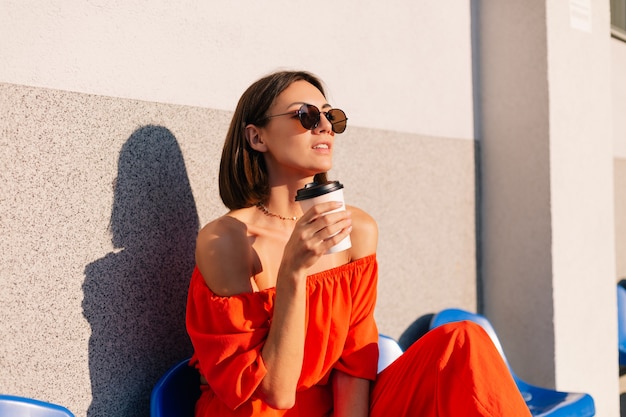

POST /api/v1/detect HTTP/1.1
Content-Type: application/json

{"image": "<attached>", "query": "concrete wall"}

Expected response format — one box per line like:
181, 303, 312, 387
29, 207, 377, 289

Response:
0, 83, 476, 417
617, 160, 626, 282
614, 31, 626, 414
0, 1, 474, 140
546, 1, 615, 406
614, 37, 626, 288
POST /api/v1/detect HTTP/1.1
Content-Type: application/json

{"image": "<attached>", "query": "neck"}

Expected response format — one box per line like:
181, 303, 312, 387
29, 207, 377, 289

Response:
263, 176, 315, 218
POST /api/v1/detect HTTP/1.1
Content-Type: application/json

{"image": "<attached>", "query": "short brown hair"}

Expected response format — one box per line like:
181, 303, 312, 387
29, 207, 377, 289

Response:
219, 70, 328, 210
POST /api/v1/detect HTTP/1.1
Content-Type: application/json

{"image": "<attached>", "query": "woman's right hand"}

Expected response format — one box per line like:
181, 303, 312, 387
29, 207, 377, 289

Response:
280, 201, 352, 278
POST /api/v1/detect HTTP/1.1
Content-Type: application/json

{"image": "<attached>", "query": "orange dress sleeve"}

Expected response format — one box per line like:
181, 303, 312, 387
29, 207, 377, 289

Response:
186, 267, 274, 410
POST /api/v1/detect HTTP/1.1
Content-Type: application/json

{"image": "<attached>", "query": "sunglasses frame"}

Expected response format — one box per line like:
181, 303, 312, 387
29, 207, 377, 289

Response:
259, 103, 348, 134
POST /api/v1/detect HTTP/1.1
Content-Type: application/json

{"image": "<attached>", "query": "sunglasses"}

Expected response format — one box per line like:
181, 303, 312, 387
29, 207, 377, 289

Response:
260, 104, 348, 134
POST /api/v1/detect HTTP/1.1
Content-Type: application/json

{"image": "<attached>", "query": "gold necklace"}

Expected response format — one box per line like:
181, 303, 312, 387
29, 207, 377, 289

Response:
256, 202, 298, 221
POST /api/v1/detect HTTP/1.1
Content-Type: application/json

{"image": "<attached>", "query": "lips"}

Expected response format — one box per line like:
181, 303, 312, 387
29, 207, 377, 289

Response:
312, 143, 330, 150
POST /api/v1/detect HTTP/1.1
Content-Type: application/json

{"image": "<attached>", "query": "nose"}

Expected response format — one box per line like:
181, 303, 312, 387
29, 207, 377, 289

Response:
314, 111, 334, 134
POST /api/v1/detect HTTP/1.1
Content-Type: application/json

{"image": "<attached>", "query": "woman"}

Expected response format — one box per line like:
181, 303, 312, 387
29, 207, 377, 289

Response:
186, 70, 531, 417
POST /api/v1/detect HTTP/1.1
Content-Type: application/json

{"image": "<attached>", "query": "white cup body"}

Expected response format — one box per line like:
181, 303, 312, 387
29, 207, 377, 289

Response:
298, 188, 352, 254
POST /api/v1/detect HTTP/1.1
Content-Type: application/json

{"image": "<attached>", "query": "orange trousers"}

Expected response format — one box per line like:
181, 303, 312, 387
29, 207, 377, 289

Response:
370, 321, 532, 417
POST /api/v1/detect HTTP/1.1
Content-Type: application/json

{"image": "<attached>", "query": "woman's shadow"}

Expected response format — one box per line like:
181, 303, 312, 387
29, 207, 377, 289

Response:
83, 125, 199, 417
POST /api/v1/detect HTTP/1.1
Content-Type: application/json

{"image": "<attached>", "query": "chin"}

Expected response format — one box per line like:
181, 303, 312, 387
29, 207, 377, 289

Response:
316, 161, 333, 172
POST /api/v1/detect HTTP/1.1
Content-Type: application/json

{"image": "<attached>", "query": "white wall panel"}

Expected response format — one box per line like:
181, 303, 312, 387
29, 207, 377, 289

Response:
0, 0, 474, 139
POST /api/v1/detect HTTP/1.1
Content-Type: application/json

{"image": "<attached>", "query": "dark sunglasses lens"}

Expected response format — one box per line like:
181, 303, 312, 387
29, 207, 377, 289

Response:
327, 109, 347, 134
298, 104, 321, 130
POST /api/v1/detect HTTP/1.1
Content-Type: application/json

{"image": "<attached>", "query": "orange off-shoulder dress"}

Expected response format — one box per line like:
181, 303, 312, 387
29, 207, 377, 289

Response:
186, 254, 531, 417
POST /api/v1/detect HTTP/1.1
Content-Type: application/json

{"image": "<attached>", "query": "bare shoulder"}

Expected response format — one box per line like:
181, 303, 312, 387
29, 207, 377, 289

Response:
346, 205, 378, 260
195, 214, 255, 296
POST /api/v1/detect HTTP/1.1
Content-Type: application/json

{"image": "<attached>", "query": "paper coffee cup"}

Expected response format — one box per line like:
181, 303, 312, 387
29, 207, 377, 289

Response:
295, 181, 352, 254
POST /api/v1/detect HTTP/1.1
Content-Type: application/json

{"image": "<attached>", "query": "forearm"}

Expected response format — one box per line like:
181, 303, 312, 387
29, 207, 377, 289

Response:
258, 270, 307, 409
332, 370, 370, 417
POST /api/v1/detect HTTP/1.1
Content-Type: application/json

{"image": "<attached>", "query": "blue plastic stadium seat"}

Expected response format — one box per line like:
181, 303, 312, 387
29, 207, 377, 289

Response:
151, 334, 405, 417
378, 334, 404, 373
0, 394, 75, 417
618, 283, 626, 366
429, 308, 595, 417
150, 359, 200, 417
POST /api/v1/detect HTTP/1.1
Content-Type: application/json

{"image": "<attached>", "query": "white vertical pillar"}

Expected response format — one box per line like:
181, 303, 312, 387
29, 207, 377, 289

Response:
477, 0, 618, 415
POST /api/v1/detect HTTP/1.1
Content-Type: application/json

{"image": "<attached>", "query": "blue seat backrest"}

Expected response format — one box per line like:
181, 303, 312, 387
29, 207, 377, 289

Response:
618, 284, 626, 364
429, 308, 596, 417
0, 394, 75, 417
378, 334, 403, 373
151, 360, 200, 417
429, 308, 510, 369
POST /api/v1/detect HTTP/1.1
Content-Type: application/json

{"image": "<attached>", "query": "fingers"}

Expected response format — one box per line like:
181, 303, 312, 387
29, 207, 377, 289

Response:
299, 203, 351, 252
299, 202, 350, 233
300, 201, 345, 223
312, 213, 351, 242
281, 202, 351, 272
318, 221, 352, 249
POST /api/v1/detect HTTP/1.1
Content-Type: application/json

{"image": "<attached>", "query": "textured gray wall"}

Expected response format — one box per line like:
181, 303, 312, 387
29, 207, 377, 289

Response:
0, 83, 476, 416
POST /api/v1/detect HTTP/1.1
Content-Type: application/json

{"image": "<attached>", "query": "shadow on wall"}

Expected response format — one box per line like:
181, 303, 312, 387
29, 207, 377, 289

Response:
398, 313, 434, 351
82, 125, 199, 417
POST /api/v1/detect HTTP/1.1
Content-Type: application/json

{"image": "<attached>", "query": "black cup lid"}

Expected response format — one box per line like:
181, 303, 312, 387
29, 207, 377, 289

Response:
295, 181, 344, 201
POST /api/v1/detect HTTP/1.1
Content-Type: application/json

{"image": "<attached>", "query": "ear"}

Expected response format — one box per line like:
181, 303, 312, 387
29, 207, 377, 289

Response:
245, 124, 268, 153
